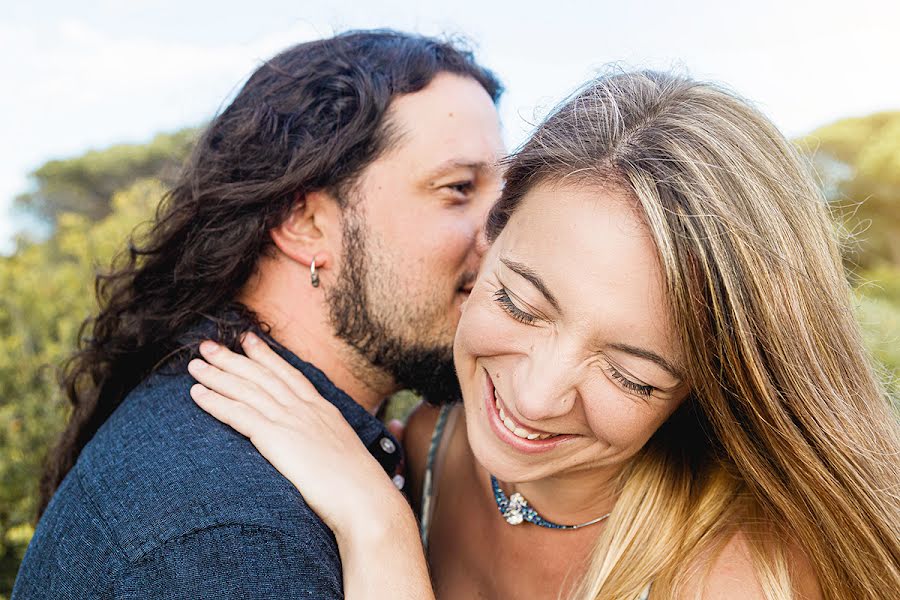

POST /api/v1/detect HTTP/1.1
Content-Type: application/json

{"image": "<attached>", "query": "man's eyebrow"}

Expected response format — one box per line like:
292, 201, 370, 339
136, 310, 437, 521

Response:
499, 257, 560, 312
608, 342, 684, 381
425, 159, 492, 181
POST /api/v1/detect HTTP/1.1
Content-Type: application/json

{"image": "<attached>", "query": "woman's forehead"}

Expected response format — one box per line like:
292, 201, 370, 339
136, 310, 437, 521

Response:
495, 182, 678, 355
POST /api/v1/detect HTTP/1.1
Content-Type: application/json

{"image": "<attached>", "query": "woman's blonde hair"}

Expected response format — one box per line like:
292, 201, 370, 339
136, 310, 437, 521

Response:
486, 70, 900, 599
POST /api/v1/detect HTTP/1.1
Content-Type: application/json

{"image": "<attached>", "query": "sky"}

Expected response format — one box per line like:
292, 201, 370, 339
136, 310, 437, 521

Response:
2, 0, 899, 252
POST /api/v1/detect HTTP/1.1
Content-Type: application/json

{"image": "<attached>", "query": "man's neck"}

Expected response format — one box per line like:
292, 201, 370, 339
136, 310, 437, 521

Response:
281, 326, 396, 415
239, 285, 396, 416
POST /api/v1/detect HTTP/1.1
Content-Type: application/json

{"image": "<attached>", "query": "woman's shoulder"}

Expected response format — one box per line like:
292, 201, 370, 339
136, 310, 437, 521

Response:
678, 530, 822, 599
403, 401, 445, 512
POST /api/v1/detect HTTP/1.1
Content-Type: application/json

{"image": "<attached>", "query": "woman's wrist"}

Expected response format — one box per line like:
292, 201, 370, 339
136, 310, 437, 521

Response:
334, 485, 417, 549
336, 493, 434, 600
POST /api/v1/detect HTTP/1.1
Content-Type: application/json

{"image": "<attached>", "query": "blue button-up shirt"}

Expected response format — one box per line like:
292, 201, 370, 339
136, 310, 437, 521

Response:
13, 323, 403, 599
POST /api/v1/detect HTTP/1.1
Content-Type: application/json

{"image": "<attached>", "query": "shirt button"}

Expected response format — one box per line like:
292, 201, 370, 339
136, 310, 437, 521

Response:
380, 437, 396, 454
392, 474, 406, 490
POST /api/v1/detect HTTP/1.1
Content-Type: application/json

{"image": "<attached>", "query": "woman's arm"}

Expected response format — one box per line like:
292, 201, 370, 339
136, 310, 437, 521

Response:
338, 498, 432, 600
187, 332, 435, 600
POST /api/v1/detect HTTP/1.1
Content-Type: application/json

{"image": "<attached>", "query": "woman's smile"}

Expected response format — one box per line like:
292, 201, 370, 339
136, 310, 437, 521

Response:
482, 367, 575, 454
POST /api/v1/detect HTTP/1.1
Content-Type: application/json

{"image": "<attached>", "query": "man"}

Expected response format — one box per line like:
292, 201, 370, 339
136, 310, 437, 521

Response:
14, 30, 503, 598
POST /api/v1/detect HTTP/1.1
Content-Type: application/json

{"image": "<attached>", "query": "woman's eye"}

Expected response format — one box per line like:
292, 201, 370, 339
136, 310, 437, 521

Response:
493, 287, 537, 325
607, 366, 654, 398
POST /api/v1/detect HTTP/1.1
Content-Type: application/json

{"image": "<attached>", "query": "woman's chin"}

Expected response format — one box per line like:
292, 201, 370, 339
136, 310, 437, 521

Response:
464, 414, 543, 483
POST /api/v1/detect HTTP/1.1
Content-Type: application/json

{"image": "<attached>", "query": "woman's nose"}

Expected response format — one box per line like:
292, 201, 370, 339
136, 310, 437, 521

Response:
512, 358, 578, 423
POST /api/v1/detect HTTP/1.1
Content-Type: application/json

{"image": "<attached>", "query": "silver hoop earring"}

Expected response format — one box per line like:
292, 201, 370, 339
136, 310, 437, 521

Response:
310, 258, 320, 288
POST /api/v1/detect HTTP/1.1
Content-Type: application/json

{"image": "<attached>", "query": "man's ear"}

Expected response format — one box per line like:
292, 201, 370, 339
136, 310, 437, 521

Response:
270, 190, 340, 269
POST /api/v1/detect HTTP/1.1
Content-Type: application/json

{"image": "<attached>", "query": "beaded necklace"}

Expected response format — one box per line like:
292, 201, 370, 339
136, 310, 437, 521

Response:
491, 476, 611, 530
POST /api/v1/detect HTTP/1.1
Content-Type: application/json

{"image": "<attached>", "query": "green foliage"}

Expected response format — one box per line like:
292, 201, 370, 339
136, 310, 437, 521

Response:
0, 180, 164, 594
798, 111, 900, 399
0, 109, 899, 596
856, 267, 900, 400
799, 111, 900, 270
14, 129, 197, 224
384, 390, 423, 423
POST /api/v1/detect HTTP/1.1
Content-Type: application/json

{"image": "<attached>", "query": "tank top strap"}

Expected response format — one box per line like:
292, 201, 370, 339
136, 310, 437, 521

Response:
417, 404, 652, 599
419, 403, 456, 550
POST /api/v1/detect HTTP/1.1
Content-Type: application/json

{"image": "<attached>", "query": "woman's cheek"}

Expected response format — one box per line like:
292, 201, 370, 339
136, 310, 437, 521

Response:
455, 296, 524, 362
581, 391, 671, 457
584, 385, 654, 453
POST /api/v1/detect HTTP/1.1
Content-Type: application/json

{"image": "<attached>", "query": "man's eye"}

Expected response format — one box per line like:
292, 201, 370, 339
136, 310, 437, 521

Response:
446, 181, 475, 195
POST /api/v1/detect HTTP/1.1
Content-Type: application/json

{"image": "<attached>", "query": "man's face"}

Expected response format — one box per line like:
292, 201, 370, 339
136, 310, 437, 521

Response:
326, 72, 504, 401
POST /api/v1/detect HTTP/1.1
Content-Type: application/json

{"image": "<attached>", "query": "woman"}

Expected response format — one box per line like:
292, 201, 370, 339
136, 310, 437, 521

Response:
187, 70, 900, 599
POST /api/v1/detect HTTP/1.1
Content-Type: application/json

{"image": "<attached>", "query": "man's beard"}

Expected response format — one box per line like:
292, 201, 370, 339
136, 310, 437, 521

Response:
325, 213, 462, 403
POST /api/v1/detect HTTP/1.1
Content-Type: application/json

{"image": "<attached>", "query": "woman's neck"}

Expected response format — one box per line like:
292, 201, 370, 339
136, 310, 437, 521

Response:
489, 466, 623, 526
457, 411, 625, 528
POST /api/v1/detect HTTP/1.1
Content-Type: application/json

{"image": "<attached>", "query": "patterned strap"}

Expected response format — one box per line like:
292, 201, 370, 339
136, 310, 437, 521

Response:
418, 404, 453, 550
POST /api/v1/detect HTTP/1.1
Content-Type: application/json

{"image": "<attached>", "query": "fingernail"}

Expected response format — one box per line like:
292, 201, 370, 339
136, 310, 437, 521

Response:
199, 340, 218, 354
188, 359, 207, 372
243, 332, 259, 345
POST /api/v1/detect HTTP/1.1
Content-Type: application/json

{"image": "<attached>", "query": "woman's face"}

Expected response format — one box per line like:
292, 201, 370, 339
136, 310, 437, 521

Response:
454, 182, 691, 483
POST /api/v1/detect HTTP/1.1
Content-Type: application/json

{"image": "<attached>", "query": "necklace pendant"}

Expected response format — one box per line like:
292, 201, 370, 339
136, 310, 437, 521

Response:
491, 475, 609, 531
503, 492, 528, 525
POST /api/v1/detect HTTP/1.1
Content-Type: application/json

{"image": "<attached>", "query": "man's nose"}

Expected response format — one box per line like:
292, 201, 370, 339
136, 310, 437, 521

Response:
474, 229, 490, 258
472, 190, 497, 257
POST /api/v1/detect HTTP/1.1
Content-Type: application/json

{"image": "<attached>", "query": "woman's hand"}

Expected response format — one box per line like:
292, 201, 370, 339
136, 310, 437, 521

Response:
186, 332, 406, 543
187, 332, 435, 599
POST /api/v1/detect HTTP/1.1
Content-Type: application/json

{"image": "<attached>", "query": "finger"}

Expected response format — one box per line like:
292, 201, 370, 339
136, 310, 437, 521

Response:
190, 383, 268, 440
188, 358, 287, 421
240, 332, 324, 402
198, 340, 305, 412
197, 340, 300, 410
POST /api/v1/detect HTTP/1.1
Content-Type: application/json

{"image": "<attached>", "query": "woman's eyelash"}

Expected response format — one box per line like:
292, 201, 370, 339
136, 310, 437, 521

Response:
492, 288, 654, 397
493, 287, 537, 325
607, 366, 654, 398
491, 287, 654, 397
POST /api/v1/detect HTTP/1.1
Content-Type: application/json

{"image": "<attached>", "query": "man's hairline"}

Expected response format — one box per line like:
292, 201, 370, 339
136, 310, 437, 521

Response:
336, 70, 499, 207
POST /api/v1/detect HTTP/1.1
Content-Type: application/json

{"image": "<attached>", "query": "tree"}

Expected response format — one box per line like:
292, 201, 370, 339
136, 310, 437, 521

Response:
13, 129, 197, 225
797, 112, 900, 398
799, 111, 900, 271
0, 180, 163, 595
1, 110, 898, 596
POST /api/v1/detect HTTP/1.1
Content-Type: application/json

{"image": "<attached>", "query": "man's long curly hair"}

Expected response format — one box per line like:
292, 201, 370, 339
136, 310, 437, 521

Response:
38, 30, 502, 517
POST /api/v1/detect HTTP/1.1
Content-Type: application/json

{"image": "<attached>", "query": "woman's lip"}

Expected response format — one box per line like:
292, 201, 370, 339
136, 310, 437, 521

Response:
493, 388, 557, 437
481, 368, 573, 455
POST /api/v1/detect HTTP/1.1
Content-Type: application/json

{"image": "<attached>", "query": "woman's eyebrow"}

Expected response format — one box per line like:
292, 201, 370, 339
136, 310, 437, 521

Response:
498, 257, 683, 381
608, 342, 685, 381
499, 257, 560, 312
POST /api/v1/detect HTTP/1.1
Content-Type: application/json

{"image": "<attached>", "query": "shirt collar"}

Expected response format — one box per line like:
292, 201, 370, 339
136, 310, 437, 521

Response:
180, 315, 404, 482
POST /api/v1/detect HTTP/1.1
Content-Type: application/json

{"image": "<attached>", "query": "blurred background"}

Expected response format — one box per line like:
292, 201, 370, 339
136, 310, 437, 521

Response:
1, 0, 898, 595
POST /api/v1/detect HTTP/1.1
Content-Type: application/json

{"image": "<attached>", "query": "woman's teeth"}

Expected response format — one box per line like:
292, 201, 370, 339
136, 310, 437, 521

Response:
494, 393, 559, 440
